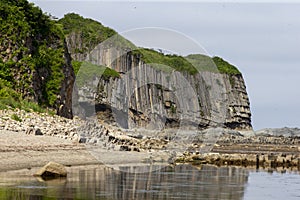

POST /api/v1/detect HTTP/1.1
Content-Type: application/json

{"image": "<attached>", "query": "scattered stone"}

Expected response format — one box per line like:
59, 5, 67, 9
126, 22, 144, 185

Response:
35, 128, 43, 136
0, 109, 82, 140
78, 136, 87, 143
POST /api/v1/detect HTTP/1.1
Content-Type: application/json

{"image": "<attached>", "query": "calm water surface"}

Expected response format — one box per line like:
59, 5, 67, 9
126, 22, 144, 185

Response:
0, 164, 299, 200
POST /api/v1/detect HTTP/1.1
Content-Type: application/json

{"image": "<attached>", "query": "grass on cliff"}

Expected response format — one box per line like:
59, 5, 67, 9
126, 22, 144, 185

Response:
59, 13, 135, 53
73, 61, 120, 87
185, 54, 219, 73
132, 48, 198, 75
59, 13, 116, 43
212, 56, 241, 75
131, 49, 241, 76
185, 54, 241, 75
0, 82, 55, 114
59, 13, 241, 77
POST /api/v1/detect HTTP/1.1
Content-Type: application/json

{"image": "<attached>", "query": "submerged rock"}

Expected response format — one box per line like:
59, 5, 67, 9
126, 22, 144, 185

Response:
34, 162, 67, 179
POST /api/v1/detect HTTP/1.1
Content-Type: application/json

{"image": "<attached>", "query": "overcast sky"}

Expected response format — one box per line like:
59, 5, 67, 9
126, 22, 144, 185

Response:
30, 0, 300, 130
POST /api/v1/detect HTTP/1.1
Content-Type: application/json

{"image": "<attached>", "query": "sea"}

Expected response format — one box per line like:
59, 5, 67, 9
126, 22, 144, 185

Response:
0, 164, 299, 200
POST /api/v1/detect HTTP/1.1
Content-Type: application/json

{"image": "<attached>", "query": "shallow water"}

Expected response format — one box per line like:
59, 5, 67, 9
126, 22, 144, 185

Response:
0, 165, 298, 200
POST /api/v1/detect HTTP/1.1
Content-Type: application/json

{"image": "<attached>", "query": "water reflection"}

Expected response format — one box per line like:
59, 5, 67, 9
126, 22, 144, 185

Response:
0, 164, 249, 200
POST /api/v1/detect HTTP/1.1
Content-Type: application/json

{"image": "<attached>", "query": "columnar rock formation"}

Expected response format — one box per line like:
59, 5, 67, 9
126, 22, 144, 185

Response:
60, 13, 251, 130
70, 45, 251, 130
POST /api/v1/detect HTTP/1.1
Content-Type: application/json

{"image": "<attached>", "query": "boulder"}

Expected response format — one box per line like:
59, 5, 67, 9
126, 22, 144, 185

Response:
34, 162, 67, 179
78, 136, 87, 143
34, 128, 43, 135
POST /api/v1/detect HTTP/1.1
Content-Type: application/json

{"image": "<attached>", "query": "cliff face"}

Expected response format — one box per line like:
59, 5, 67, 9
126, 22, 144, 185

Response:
57, 41, 75, 118
72, 46, 251, 130
60, 13, 251, 130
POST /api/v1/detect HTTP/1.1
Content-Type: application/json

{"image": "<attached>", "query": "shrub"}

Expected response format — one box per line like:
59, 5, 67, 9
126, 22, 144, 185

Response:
212, 56, 241, 75
11, 114, 22, 122
132, 48, 198, 75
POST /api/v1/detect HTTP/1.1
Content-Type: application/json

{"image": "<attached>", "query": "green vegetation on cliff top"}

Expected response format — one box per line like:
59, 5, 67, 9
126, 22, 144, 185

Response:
58, 13, 116, 43
132, 49, 241, 75
58, 13, 134, 54
212, 56, 241, 75
132, 48, 198, 74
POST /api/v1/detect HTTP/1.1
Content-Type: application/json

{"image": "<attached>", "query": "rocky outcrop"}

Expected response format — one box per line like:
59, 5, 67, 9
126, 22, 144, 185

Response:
73, 46, 251, 130
256, 127, 300, 137
65, 31, 89, 62
30, 39, 75, 119
176, 152, 300, 169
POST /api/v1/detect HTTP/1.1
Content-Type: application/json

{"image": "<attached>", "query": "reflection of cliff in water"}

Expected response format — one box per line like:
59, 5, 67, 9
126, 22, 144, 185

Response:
69, 164, 249, 200
0, 165, 249, 199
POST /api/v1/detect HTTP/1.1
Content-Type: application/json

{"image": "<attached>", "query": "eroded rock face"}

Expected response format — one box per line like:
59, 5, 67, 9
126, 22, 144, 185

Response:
56, 41, 75, 119
74, 47, 252, 130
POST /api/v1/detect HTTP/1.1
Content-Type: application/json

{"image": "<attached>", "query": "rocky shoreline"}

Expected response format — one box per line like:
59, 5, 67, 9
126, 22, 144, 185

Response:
176, 151, 300, 171
0, 109, 300, 171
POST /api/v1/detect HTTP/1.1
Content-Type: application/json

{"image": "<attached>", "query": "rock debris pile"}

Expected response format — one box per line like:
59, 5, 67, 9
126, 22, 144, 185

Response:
0, 109, 82, 140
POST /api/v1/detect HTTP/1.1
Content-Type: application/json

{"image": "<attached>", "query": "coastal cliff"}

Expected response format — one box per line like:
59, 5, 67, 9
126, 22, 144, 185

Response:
87, 49, 251, 130
0, 2, 251, 130
60, 14, 251, 130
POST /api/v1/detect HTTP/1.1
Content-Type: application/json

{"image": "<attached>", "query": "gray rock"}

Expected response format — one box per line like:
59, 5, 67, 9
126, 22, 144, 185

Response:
78, 136, 87, 143
34, 128, 43, 136
256, 127, 300, 137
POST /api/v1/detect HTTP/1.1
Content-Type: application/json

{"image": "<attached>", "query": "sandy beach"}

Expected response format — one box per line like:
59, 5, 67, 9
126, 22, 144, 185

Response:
0, 130, 168, 172
0, 130, 101, 171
